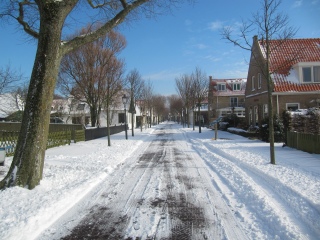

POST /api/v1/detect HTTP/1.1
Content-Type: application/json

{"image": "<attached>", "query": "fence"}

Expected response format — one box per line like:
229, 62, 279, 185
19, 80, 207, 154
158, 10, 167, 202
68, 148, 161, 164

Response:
85, 125, 126, 141
0, 124, 126, 156
287, 131, 320, 154
0, 122, 84, 138
0, 130, 72, 156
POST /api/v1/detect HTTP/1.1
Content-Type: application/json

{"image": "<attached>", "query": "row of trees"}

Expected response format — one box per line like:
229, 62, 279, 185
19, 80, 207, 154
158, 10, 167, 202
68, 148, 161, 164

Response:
0, 0, 190, 190
175, 67, 208, 133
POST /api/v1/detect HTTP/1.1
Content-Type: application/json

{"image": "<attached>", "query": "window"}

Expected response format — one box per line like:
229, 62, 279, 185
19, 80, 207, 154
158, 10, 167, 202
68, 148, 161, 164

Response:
302, 67, 312, 82
77, 104, 85, 110
118, 113, 125, 123
230, 97, 238, 107
254, 106, 258, 124
218, 84, 226, 91
286, 103, 299, 111
263, 104, 268, 118
252, 76, 255, 91
314, 66, 320, 82
233, 83, 241, 91
258, 73, 262, 89
249, 108, 252, 125
302, 66, 320, 82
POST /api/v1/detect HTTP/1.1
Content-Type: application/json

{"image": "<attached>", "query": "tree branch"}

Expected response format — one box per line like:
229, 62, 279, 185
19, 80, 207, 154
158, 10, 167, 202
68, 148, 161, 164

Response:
62, 0, 148, 55
16, 0, 39, 38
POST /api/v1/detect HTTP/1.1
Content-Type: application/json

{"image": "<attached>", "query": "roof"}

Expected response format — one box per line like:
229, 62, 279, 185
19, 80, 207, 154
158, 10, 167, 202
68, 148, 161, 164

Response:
258, 38, 320, 92
210, 78, 247, 96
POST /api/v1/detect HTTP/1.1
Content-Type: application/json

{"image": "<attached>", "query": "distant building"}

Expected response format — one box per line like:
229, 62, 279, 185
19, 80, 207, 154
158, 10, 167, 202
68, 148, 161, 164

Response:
208, 76, 247, 121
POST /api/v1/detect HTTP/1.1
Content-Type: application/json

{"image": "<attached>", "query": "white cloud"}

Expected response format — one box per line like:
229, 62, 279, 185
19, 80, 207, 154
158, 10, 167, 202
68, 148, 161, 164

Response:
195, 43, 208, 50
204, 55, 221, 62
292, 0, 303, 8
208, 20, 223, 31
143, 69, 183, 82
311, 0, 319, 4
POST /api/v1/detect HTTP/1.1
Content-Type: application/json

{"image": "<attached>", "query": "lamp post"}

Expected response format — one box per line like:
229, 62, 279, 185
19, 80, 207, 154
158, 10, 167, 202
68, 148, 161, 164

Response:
122, 94, 129, 140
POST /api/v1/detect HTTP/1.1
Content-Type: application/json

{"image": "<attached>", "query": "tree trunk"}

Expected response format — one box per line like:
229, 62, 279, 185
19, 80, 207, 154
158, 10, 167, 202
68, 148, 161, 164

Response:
90, 106, 97, 127
198, 105, 201, 133
0, 4, 69, 189
107, 107, 111, 147
131, 113, 135, 136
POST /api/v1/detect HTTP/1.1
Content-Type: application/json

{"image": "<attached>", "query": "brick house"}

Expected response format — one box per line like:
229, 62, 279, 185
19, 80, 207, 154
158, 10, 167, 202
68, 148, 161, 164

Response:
245, 36, 320, 126
208, 76, 246, 121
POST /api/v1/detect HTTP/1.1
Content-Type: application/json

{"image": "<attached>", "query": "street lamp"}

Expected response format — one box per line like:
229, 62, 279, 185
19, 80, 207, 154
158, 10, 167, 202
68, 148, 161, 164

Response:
122, 94, 129, 139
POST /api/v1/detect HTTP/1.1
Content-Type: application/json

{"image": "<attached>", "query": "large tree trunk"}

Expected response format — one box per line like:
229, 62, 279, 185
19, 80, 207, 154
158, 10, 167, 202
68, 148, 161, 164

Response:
90, 106, 97, 127
0, 3, 70, 189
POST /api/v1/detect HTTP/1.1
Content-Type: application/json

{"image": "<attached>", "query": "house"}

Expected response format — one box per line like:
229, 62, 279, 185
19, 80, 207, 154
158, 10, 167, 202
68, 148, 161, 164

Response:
51, 95, 142, 129
208, 76, 246, 122
245, 36, 320, 126
188, 100, 209, 127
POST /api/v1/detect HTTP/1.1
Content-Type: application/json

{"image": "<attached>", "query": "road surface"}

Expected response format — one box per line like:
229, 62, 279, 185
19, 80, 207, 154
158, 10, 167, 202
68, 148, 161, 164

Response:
38, 123, 248, 239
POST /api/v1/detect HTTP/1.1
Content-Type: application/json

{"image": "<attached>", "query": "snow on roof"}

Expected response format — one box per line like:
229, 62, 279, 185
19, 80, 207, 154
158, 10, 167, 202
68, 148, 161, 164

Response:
258, 38, 320, 92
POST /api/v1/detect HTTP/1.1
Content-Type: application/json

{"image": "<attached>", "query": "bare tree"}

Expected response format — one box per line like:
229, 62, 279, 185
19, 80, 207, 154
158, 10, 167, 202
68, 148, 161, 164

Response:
141, 80, 154, 128
58, 28, 126, 127
0, 64, 23, 94
221, 0, 297, 165
126, 69, 144, 136
153, 95, 167, 124
103, 55, 126, 146
0, 0, 191, 189
175, 73, 194, 128
168, 94, 183, 123
191, 67, 208, 133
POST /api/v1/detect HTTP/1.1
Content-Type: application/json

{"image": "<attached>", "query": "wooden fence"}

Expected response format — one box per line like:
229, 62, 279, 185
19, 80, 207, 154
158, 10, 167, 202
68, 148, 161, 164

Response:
287, 131, 320, 154
0, 123, 126, 156
0, 130, 73, 156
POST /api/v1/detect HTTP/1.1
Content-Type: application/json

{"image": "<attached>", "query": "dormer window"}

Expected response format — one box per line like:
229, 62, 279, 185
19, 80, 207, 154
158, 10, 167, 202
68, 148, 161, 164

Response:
233, 83, 241, 91
296, 63, 320, 83
218, 83, 226, 91
302, 66, 320, 82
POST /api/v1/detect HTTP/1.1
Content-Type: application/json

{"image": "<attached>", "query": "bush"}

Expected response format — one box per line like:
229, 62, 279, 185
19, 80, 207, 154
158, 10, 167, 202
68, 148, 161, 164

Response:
222, 114, 240, 128
260, 115, 285, 142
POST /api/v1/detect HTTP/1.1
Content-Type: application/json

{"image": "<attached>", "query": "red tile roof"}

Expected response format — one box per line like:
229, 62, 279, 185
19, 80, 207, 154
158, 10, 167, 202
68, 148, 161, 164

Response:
258, 38, 320, 92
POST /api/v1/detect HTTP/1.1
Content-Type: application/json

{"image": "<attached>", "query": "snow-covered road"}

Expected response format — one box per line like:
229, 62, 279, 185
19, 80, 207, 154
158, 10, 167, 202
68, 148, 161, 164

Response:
38, 123, 247, 239
1, 122, 320, 239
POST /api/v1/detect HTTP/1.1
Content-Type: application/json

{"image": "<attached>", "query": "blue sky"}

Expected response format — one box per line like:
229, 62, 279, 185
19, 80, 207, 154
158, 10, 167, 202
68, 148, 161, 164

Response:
1, 0, 319, 96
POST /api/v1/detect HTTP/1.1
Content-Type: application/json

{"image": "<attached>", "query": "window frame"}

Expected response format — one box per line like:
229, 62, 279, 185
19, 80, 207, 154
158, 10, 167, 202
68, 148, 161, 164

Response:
233, 83, 241, 91
230, 97, 238, 107
251, 76, 255, 91
286, 103, 300, 111
217, 83, 226, 91
258, 73, 262, 89
296, 62, 320, 83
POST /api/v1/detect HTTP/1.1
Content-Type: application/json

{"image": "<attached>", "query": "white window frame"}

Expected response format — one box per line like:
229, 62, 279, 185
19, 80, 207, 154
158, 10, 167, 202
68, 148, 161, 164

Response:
286, 103, 300, 111
233, 83, 241, 91
263, 104, 268, 118
258, 73, 262, 89
218, 83, 226, 91
230, 97, 238, 107
295, 62, 320, 83
251, 76, 255, 91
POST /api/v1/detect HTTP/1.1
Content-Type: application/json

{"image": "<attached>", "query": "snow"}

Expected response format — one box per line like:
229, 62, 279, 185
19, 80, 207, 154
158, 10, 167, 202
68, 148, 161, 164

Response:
0, 122, 320, 239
